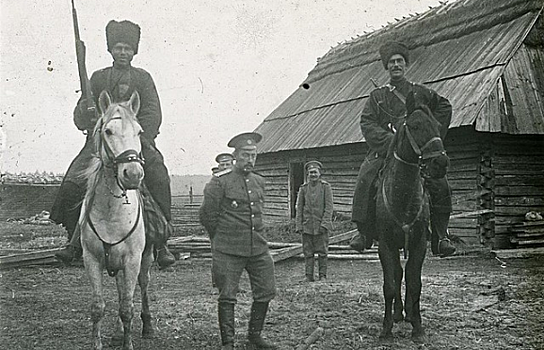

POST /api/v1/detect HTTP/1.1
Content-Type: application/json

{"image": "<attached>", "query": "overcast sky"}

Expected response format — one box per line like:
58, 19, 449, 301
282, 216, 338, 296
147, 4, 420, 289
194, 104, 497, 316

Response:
1, 0, 442, 175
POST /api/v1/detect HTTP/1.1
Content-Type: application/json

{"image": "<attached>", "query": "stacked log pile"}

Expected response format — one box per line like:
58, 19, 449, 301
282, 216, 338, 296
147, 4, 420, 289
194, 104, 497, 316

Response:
510, 221, 544, 248
0, 231, 378, 269
0, 248, 61, 269
168, 230, 379, 262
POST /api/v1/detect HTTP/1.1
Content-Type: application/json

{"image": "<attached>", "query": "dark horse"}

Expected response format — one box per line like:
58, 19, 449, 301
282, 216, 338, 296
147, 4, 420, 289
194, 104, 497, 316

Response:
376, 92, 449, 342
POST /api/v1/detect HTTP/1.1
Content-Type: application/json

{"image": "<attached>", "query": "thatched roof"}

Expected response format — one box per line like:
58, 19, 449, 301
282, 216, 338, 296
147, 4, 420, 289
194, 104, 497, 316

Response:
255, 0, 544, 154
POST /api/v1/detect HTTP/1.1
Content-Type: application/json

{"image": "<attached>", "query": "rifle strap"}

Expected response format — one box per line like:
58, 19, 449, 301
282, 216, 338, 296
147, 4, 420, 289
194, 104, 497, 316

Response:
386, 84, 406, 104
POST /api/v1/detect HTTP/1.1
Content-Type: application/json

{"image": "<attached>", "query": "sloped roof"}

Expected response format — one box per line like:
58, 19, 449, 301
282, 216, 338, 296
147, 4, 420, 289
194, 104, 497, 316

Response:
255, 0, 544, 154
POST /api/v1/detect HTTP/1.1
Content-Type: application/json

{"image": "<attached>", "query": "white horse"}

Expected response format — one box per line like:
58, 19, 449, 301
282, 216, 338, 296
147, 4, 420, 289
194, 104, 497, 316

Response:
80, 90, 154, 350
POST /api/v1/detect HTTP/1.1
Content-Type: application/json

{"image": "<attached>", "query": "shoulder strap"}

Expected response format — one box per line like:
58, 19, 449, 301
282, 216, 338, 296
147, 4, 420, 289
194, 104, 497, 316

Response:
392, 88, 406, 104
385, 83, 407, 104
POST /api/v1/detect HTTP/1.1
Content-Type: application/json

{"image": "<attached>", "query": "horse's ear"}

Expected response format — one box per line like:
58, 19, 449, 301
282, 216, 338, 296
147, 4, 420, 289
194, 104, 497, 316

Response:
98, 90, 112, 114
128, 91, 140, 115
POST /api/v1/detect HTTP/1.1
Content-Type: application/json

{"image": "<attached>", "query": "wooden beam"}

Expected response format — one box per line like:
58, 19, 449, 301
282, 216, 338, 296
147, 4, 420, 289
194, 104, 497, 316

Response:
271, 230, 358, 263
492, 247, 544, 259
0, 248, 61, 269
450, 209, 493, 219
296, 327, 324, 350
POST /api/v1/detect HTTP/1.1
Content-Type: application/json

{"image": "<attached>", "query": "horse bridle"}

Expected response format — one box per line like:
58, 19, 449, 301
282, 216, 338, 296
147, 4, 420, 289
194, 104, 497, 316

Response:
401, 122, 448, 177
99, 117, 145, 201
384, 122, 448, 255
85, 116, 145, 277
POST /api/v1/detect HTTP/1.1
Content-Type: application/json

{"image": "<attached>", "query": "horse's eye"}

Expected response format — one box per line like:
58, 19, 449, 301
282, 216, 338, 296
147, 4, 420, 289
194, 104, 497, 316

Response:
104, 129, 113, 136
138, 130, 143, 137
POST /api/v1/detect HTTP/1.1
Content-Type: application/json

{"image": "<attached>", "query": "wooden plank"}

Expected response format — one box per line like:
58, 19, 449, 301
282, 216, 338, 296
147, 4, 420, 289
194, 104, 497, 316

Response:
494, 206, 544, 216
512, 238, 544, 246
492, 247, 544, 259
0, 248, 62, 269
494, 186, 544, 196
271, 230, 358, 263
449, 209, 493, 219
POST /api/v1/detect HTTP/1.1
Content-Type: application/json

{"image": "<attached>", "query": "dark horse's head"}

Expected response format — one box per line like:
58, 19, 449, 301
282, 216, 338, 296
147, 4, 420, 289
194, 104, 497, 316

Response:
93, 90, 145, 190
390, 91, 450, 178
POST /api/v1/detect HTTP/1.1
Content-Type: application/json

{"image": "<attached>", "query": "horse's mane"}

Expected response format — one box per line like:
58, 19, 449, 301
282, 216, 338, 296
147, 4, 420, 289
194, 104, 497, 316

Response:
79, 101, 138, 227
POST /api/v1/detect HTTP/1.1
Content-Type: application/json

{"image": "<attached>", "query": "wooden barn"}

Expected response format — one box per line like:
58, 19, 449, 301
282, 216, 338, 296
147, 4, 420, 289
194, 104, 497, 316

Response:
253, 0, 544, 249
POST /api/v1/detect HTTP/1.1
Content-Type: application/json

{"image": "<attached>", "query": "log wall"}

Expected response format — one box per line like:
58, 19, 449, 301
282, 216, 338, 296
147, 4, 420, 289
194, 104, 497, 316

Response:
245, 128, 544, 249
491, 134, 544, 249
255, 143, 367, 223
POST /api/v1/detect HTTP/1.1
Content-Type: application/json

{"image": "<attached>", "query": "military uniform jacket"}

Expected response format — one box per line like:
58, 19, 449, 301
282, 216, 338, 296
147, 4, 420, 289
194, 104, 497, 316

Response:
295, 179, 334, 235
351, 78, 452, 223
74, 65, 162, 144
361, 78, 452, 159
199, 167, 269, 257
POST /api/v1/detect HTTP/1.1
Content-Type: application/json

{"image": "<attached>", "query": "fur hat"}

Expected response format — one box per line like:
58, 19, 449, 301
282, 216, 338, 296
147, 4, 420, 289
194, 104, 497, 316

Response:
379, 41, 409, 69
106, 20, 141, 54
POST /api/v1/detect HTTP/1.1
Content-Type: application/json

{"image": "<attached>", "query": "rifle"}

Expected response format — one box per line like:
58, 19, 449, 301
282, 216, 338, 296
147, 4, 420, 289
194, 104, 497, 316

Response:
71, 0, 96, 123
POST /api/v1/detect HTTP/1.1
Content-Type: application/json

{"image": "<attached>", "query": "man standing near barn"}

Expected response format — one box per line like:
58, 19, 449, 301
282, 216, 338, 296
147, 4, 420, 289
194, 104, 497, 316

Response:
52, 20, 175, 268
350, 41, 456, 258
295, 160, 333, 282
200, 132, 277, 350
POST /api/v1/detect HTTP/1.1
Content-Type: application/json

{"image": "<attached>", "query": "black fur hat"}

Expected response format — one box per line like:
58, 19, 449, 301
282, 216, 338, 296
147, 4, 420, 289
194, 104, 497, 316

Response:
379, 41, 409, 69
106, 20, 141, 54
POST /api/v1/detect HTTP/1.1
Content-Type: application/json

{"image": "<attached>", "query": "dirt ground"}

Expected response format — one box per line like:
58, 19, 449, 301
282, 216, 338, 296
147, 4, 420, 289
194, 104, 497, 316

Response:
1, 222, 544, 349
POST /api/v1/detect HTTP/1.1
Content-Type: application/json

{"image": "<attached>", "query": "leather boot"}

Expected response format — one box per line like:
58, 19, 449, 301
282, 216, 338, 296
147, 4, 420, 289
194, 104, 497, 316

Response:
305, 257, 315, 282
247, 302, 276, 349
55, 226, 83, 264
156, 244, 176, 269
318, 255, 327, 280
218, 302, 235, 350
349, 222, 368, 253
431, 212, 456, 258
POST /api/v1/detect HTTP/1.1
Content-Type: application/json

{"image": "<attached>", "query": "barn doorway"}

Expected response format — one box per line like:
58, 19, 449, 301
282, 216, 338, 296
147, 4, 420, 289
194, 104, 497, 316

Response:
289, 162, 305, 218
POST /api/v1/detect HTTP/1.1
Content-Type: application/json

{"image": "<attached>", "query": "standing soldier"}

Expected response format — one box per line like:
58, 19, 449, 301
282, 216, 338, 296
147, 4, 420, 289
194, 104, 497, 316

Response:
200, 132, 277, 350
350, 41, 456, 257
52, 20, 175, 268
295, 160, 334, 282
215, 152, 234, 171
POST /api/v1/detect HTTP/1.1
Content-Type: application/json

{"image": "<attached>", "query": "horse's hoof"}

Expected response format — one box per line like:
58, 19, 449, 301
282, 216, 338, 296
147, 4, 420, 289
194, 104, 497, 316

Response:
379, 331, 393, 341
111, 335, 123, 346
142, 328, 156, 339
393, 312, 404, 323
412, 331, 427, 344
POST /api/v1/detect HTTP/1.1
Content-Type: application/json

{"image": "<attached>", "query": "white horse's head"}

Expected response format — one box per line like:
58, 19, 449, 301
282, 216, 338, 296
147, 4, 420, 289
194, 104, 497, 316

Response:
96, 90, 145, 190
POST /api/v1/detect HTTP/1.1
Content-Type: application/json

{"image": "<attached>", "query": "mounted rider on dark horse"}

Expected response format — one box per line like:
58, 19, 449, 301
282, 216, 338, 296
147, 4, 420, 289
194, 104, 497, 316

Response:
350, 41, 456, 258
51, 19, 176, 269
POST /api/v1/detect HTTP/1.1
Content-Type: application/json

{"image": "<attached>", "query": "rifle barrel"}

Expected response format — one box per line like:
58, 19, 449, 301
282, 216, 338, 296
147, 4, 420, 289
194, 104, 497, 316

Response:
71, 0, 81, 41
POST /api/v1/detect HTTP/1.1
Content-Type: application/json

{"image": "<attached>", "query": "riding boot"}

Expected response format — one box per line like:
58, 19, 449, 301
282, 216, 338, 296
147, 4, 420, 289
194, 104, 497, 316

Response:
431, 212, 456, 258
304, 256, 315, 282
247, 302, 276, 349
317, 255, 327, 280
218, 302, 235, 350
156, 243, 176, 269
55, 226, 83, 264
349, 222, 367, 253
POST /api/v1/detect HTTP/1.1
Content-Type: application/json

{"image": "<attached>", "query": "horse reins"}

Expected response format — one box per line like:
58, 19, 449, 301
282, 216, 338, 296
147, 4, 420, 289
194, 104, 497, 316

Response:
86, 198, 142, 277
99, 116, 145, 203
85, 115, 145, 277
383, 123, 446, 257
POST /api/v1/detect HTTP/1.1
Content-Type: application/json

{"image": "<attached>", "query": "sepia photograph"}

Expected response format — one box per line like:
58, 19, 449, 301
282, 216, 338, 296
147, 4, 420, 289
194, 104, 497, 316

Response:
1, 0, 543, 349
